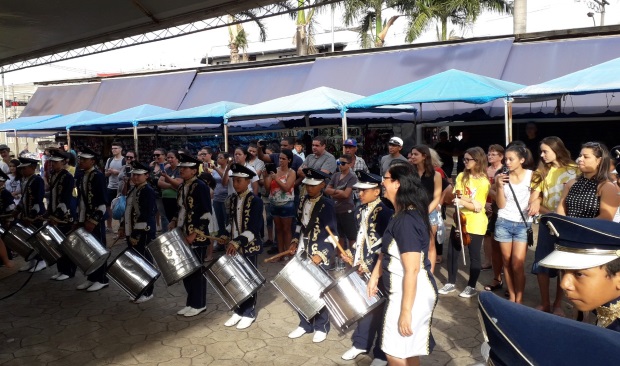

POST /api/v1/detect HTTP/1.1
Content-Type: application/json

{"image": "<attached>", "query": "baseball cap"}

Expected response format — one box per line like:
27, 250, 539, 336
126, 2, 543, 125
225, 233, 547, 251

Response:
388, 137, 403, 147
343, 138, 357, 147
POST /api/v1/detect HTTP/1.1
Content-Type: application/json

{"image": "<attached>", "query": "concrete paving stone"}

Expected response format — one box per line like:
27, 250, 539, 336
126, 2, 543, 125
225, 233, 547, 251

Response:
124, 318, 168, 336
180, 344, 205, 358
57, 321, 102, 340
19, 334, 49, 347
56, 338, 100, 352
246, 328, 274, 340
92, 341, 132, 359
1, 355, 41, 366
97, 347, 140, 365
176, 324, 213, 339
167, 320, 190, 332
47, 350, 95, 366
206, 359, 248, 366
444, 325, 480, 341
35, 349, 74, 363
118, 334, 148, 345
131, 342, 180, 363
162, 337, 191, 348
262, 337, 294, 348
207, 329, 248, 342
445, 346, 475, 360
189, 352, 214, 365
0, 353, 13, 364
204, 341, 244, 360
188, 336, 218, 346
237, 338, 267, 353
145, 331, 177, 343
159, 358, 192, 366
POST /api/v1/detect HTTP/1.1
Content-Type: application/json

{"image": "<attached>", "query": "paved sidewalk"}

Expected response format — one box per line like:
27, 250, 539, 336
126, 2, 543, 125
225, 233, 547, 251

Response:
0, 223, 562, 366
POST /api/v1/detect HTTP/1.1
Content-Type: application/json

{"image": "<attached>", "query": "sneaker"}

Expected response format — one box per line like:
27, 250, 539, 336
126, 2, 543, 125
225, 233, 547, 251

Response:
313, 331, 327, 343
184, 307, 206, 317
177, 306, 192, 315
236, 316, 255, 330
19, 260, 35, 272
342, 346, 366, 360
134, 294, 153, 304
76, 280, 93, 290
50, 273, 61, 280
438, 283, 456, 295
288, 327, 307, 339
459, 286, 478, 298
86, 282, 109, 292
29, 261, 47, 273
224, 313, 242, 327
55, 274, 70, 281
369, 359, 388, 366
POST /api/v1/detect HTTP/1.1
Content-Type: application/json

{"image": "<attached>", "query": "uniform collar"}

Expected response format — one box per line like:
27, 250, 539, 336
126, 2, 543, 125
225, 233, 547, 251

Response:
237, 189, 251, 199
596, 296, 620, 328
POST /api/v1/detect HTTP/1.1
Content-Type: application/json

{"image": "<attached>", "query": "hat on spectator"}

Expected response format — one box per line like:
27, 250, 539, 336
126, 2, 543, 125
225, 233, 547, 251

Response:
388, 137, 403, 147
343, 138, 357, 147
539, 213, 620, 270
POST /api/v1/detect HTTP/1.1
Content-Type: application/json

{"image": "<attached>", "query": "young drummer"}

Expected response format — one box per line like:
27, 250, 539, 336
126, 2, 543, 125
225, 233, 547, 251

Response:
287, 167, 337, 343
118, 161, 157, 303
47, 150, 77, 281
222, 164, 264, 330
539, 213, 620, 332
341, 171, 393, 365
171, 153, 212, 317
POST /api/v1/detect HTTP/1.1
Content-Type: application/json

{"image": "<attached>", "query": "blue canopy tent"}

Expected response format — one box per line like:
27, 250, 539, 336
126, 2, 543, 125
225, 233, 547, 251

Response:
0, 114, 62, 151
67, 104, 174, 153
347, 69, 526, 144
15, 110, 105, 132
225, 86, 416, 143
510, 56, 620, 98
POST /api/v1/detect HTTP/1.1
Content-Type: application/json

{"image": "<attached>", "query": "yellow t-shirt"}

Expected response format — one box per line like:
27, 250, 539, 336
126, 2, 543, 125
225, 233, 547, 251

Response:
532, 165, 578, 211
453, 173, 490, 235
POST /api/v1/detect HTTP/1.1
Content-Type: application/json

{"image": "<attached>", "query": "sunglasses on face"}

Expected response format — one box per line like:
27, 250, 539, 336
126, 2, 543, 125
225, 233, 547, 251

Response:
126, 156, 134, 160
153, 154, 162, 157
338, 161, 349, 165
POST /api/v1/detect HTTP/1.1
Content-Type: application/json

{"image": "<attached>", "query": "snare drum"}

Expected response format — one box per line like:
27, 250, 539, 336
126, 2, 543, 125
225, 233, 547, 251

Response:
107, 248, 160, 300
1, 223, 37, 261
62, 228, 110, 275
28, 222, 66, 266
147, 228, 203, 286
204, 254, 265, 310
271, 253, 333, 321
321, 266, 385, 330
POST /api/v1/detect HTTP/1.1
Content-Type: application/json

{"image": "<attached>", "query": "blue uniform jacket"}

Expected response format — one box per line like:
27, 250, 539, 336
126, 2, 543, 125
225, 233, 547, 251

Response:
226, 190, 264, 256
18, 174, 45, 219
77, 167, 108, 225
294, 194, 337, 265
174, 177, 211, 245
354, 199, 393, 272
47, 169, 76, 223
121, 182, 157, 241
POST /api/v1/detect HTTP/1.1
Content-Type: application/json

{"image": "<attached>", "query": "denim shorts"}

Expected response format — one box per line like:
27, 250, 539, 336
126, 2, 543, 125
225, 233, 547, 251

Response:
494, 217, 529, 243
429, 210, 441, 226
270, 201, 296, 218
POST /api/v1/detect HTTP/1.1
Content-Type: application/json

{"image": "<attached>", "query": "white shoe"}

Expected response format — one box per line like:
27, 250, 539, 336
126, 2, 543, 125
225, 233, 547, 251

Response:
55, 274, 70, 281
19, 260, 35, 272
76, 280, 93, 290
224, 313, 243, 327
86, 282, 108, 292
288, 327, 307, 339
459, 286, 478, 298
29, 261, 47, 273
50, 273, 61, 280
313, 331, 327, 343
369, 359, 388, 366
438, 283, 456, 295
177, 306, 192, 315
184, 307, 206, 317
342, 346, 366, 360
236, 317, 255, 330
134, 294, 153, 304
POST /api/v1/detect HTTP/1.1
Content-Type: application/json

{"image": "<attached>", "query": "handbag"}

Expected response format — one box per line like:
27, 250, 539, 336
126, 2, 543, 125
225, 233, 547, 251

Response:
111, 195, 126, 220
507, 181, 534, 247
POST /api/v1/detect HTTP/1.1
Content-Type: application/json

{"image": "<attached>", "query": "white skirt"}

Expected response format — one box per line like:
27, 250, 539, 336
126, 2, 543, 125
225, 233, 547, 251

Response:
381, 268, 437, 359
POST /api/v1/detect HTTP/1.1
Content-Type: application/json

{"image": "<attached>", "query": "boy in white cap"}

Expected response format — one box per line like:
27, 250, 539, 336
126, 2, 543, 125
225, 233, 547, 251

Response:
379, 137, 407, 176
539, 213, 620, 332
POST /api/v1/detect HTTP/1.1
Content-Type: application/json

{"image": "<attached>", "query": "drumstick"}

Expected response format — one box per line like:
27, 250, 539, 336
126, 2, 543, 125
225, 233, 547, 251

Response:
263, 251, 291, 263
325, 226, 353, 266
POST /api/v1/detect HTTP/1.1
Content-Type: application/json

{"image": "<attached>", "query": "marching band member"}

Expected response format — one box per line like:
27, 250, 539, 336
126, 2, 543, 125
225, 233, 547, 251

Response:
118, 161, 157, 303
222, 164, 264, 330
540, 214, 620, 332
368, 163, 437, 366
287, 167, 336, 344
47, 150, 77, 281
75, 148, 109, 292
0, 170, 15, 268
171, 153, 212, 317
341, 171, 392, 366
16, 157, 47, 273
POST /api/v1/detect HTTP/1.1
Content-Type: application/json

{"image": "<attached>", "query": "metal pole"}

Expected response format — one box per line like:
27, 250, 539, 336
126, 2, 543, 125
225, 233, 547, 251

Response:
133, 123, 139, 156
331, 6, 335, 52
1, 67, 6, 123
341, 110, 348, 143
504, 99, 509, 146
508, 100, 513, 143
67, 129, 71, 153
13, 129, 18, 154
223, 123, 229, 152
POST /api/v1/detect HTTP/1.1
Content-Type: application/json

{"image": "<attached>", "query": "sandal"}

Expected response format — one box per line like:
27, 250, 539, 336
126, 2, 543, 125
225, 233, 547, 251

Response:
484, 279, 503, 292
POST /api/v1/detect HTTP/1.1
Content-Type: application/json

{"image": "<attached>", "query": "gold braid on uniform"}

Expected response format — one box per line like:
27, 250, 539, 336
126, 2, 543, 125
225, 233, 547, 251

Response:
596, 301, 620, 328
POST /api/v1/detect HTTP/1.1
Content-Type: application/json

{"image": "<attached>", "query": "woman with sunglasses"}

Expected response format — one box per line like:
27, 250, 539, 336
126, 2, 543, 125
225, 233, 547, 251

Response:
367, 163, 436, 365
149, 148, 168, 232
438, 147, 490, 298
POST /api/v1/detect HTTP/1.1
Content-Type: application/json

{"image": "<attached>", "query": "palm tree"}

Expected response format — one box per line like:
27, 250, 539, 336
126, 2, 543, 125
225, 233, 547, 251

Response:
293, 0, 322, 56
228, 11, 267, 64
403, 0, 512, 42
341, 0, 403, 48
513, 0, 526, 34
